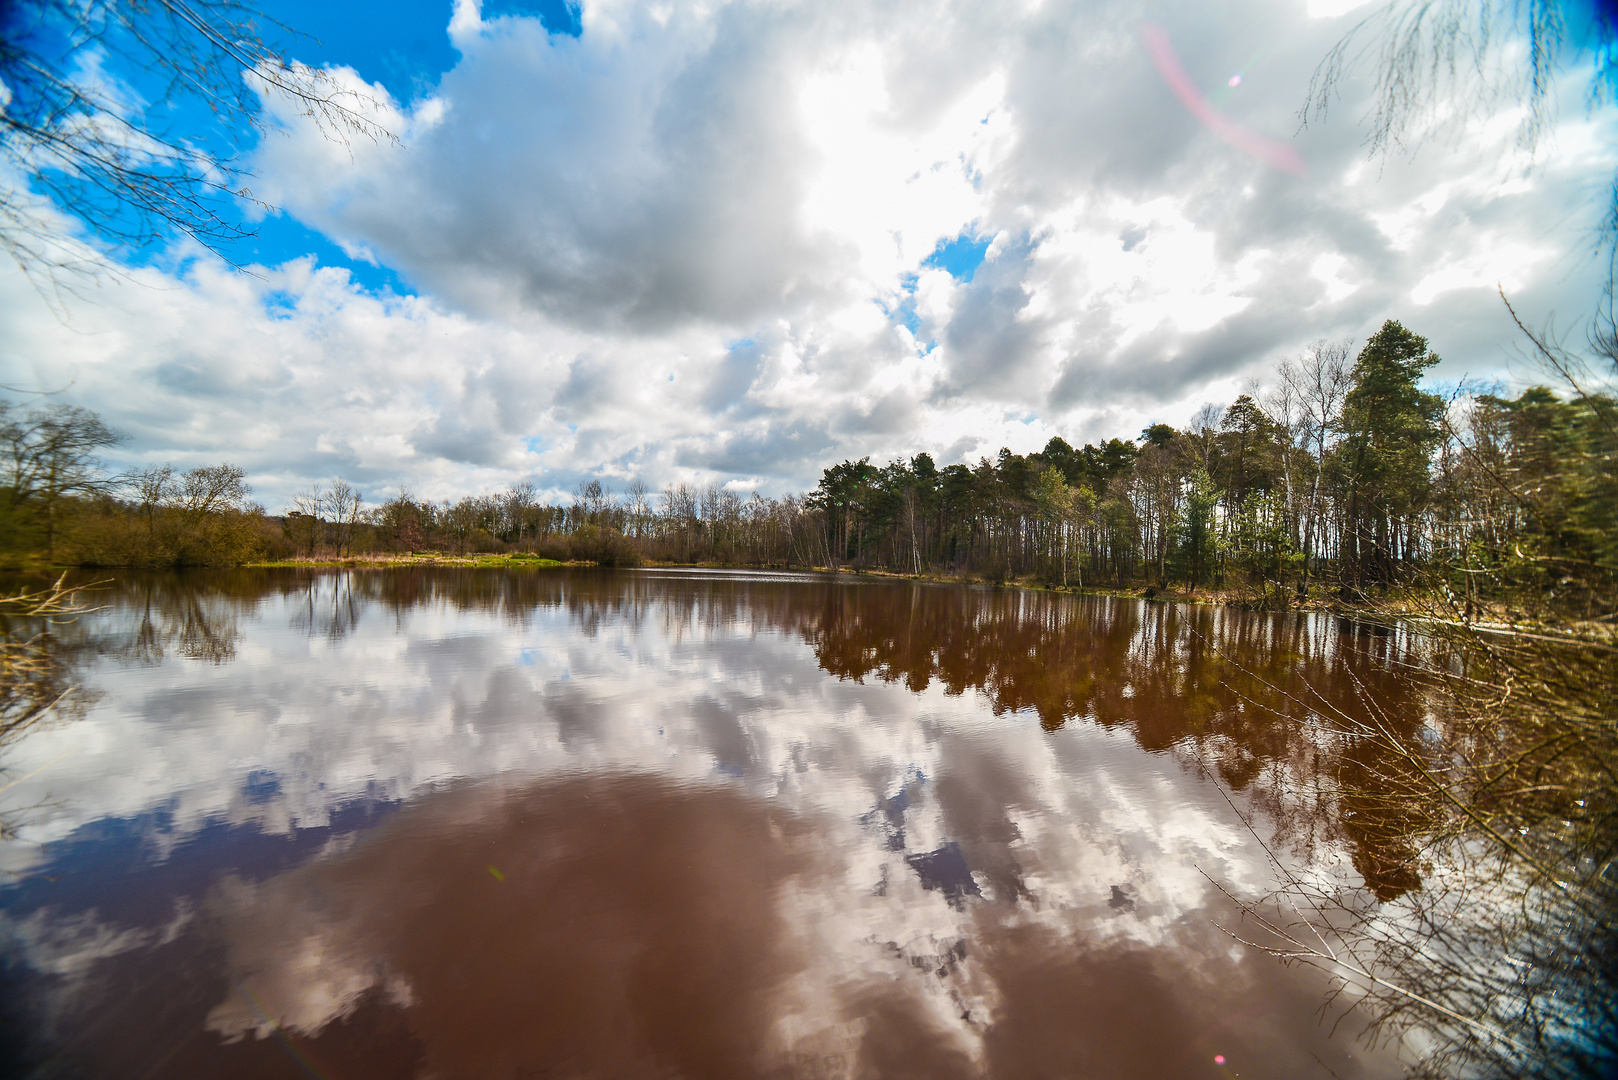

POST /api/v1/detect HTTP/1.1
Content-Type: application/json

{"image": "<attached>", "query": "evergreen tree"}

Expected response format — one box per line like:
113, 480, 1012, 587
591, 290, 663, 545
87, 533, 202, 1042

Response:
1177, 467, 1220, 593
1332, 320, 1444, 588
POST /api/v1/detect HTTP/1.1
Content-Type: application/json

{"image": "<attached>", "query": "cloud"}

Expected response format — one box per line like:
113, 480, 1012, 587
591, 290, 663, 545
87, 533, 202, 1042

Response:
253, 2, 857, 332
0, 0, 1612, 499
932, 234, 1045, 401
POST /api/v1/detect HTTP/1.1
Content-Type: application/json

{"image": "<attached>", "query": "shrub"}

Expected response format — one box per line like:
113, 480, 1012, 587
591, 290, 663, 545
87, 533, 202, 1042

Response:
568, 525, 641, 567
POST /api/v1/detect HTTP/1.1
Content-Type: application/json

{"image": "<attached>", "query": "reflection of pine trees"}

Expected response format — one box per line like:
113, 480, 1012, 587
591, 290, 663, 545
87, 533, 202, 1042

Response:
795, 580, 1434, 896
47, 567, 1610, 1075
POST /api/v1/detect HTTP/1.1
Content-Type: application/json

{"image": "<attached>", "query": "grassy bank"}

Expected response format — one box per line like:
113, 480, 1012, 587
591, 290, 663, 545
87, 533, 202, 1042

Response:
247, 552, 571, 569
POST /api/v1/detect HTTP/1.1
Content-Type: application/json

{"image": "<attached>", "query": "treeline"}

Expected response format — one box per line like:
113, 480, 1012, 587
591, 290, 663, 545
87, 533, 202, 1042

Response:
4, 318, 1614, 616
335, 317, 1616, 615
0, 400, 300, 567
785, 318, 1616, 613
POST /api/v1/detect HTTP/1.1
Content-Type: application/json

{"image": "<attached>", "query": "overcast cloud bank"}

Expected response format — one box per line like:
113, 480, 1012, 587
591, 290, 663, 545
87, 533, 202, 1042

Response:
0, 0, 1611, 509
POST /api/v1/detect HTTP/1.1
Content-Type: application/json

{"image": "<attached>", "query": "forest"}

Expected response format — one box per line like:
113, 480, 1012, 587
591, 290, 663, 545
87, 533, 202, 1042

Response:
5, 318, 1614, 622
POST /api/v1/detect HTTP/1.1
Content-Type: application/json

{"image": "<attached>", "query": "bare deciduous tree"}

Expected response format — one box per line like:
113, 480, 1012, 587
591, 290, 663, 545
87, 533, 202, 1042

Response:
126, 463, 176, 540
1279, 338, 1353, 583
177, 463, 251, 517
0, 576, 98, 805
0, 399, 123, 554
324, 480, 362, 557
625, 479, 651, 539
504, 482, 537, 545
1305, 1, 1609, 156
0, 0, 393, 286
289, 484, 326, 556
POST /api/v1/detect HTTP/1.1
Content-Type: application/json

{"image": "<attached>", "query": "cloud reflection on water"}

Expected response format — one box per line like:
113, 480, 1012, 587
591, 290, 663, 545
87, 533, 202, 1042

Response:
0, 568, 1421, 1077
182, 772, 1383, 1080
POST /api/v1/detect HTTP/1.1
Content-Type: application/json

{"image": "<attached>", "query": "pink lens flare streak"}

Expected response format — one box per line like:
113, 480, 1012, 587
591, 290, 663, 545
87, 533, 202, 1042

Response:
1140, 24, 1307, 176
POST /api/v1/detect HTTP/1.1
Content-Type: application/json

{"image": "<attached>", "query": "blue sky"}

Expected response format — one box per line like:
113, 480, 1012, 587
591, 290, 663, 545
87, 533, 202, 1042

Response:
206, 0, 580, 289
925, 234, 992, 284
261, 0, 579, 100
1, 0, 1614, 508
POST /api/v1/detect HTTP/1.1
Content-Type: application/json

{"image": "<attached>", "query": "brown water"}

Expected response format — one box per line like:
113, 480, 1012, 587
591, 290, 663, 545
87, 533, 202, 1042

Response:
0, 568, 1427, 1079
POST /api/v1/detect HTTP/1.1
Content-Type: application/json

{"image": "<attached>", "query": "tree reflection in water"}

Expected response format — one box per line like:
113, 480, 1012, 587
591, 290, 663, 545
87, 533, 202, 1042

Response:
0, 577, 100, 813
58, 567, 1440, 897
0, 568, 1512, 1078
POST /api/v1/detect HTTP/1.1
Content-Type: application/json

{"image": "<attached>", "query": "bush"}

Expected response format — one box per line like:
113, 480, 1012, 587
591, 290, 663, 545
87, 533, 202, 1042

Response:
533, 536, 573, 562
68, 504, 268, 567
568, 525, 641, 567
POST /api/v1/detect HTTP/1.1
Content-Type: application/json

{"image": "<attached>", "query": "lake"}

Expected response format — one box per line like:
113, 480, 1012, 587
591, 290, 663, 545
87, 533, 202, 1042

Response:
0, 567, 1423, 1078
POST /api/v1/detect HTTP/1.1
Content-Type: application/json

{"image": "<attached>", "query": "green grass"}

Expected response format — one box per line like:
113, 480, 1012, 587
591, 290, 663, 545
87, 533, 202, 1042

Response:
247, 553, 569, 569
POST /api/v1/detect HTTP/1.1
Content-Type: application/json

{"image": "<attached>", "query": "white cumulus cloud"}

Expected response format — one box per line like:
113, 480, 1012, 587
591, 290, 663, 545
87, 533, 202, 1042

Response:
0, 0, 1611, 501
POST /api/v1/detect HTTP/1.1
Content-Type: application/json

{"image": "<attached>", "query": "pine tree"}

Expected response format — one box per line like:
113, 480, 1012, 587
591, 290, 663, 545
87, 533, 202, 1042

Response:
1332, 320, 1444, 589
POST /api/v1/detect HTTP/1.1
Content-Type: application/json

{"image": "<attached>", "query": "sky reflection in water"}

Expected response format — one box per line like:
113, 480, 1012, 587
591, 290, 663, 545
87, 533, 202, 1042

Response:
0, 568, 1423, 1078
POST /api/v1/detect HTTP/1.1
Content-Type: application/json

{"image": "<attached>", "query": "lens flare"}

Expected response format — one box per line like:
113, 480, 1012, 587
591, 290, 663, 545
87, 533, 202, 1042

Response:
1140, 24, 1306, 176
241, 982, 343, 1080
1227, 74, 1242, 87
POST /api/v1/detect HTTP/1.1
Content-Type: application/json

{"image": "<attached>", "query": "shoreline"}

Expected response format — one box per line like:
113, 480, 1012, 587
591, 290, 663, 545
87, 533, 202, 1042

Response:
238, 555, 1382, 617
12, 555, 1587, 633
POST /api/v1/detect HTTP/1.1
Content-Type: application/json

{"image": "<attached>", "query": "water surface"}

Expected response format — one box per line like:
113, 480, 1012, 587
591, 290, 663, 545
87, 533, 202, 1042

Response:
0, 568, 1424, 1078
